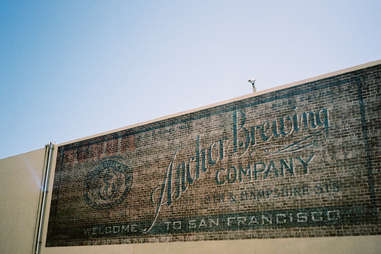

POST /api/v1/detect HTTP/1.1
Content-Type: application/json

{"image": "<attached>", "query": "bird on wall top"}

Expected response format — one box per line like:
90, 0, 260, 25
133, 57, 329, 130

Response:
248, 79, 256, 93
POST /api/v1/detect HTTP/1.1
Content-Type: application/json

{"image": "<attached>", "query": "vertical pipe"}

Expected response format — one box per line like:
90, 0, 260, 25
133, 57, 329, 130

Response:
33, 143, 54, 254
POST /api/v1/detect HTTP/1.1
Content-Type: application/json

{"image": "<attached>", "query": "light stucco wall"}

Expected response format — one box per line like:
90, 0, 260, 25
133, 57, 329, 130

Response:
0, 148, 46, 254
40, 236, 381, 254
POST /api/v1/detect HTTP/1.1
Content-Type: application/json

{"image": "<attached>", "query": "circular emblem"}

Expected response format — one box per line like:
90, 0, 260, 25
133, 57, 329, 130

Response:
84, 157, 133, 209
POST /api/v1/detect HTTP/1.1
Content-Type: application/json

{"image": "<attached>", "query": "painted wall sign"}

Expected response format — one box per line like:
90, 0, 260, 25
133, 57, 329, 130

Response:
46, 64, 381, 246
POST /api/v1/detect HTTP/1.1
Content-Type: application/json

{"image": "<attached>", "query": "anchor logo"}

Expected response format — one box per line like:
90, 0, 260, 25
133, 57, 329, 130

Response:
84, 157, 133, 209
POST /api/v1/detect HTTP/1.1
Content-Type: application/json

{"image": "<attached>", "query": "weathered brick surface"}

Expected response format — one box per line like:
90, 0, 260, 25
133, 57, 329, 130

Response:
46, 64, 381, 247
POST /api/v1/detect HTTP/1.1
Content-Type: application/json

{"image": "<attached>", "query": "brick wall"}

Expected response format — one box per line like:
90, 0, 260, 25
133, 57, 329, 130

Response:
46, 63, 381, 246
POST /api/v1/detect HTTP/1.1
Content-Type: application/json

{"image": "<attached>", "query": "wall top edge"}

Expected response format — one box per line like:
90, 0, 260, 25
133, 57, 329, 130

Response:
58, 59, 381, 147
0, 147, 47, 161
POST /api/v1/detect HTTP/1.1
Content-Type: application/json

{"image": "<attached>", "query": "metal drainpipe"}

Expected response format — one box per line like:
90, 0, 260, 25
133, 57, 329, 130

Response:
34, 143, 54, 254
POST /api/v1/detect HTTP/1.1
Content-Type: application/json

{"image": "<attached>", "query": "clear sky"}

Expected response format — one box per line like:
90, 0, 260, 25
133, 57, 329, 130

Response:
0, 0, 380, 159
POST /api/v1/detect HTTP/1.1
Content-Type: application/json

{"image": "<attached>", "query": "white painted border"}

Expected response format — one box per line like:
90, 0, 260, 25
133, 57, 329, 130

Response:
60, 59, 381, 146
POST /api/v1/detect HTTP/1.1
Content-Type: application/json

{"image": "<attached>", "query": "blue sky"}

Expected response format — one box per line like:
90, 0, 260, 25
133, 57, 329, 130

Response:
0, 0, 380, 159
